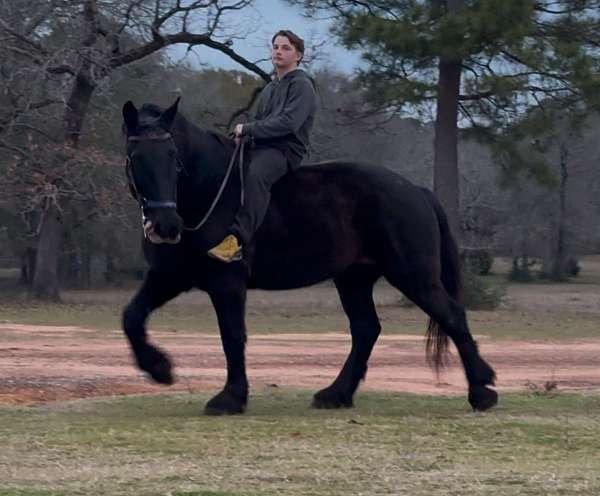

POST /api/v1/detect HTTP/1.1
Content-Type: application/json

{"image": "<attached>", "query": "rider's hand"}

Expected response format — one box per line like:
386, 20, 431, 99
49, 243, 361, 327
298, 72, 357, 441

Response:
234, 124, 244, 137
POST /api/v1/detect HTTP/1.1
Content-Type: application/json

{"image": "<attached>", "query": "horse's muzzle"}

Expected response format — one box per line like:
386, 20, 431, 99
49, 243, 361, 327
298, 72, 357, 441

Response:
143, 219, 182, 244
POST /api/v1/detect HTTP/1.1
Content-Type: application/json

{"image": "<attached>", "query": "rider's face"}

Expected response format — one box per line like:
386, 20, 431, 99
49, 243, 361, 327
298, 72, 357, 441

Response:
271, 35, 302, 71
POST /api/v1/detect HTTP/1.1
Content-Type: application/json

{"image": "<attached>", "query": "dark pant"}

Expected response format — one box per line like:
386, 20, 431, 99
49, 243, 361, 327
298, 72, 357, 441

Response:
229, 147, 288, 245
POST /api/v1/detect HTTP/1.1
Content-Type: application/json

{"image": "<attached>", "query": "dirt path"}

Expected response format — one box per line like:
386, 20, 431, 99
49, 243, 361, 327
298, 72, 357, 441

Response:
1, 323, 599, 405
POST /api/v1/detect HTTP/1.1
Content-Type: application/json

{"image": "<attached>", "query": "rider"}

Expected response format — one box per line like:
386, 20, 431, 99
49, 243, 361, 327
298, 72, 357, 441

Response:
207, 29, 317, 262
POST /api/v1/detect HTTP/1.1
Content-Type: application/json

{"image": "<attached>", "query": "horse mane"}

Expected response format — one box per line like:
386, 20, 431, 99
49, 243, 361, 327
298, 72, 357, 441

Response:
137, 103, 232, 149
139, 103, 163, 117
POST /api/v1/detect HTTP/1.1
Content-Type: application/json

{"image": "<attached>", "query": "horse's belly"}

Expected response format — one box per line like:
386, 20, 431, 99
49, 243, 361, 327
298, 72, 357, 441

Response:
249, 254, 340, 290
248, 232, 367, 289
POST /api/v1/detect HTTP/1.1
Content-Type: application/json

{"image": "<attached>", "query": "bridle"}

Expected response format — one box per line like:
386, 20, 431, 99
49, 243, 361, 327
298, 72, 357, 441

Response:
125, 131, 245, 234
125, 132, 183, 210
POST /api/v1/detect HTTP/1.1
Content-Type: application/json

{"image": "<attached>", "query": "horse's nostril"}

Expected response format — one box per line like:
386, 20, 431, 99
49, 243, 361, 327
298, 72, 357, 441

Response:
168, 226, 180, 240
154, 221, 169, 239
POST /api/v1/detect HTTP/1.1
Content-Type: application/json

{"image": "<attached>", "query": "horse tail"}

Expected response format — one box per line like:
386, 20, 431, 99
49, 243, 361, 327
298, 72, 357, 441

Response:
420, 188, 463, 371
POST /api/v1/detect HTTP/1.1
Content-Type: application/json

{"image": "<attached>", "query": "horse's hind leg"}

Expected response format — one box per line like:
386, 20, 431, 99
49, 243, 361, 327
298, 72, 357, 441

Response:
122, 270, 187, 384
386, 270, 497, 411
313, 264, 381, 409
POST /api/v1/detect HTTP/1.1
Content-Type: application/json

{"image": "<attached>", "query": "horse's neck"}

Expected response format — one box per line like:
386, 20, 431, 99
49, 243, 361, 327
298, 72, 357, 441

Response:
176, 130, 239, 233
188, 132, 235, 185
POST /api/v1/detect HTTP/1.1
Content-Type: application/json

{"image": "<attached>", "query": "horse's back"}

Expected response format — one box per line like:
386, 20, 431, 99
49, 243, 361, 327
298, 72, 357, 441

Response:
249, 160, 440, 289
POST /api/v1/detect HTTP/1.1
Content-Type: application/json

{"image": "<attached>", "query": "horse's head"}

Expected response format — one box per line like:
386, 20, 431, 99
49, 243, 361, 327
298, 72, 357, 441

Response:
122, 98, 184, 244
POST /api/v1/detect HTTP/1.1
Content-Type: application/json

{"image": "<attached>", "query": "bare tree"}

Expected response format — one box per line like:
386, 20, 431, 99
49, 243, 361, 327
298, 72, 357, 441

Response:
0, 0, 271, 300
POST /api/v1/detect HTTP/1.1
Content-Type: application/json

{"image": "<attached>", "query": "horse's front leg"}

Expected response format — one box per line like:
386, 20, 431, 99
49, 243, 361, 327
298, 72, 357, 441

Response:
205, 278, 248, 415
122, 270, 186, 384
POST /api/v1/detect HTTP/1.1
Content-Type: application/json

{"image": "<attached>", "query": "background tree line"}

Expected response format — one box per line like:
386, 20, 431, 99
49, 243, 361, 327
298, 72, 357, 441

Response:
1, 0, 600, 299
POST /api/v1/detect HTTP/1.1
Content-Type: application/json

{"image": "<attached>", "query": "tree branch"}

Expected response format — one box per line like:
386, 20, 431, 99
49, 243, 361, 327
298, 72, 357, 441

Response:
224, 84, 266, 129
0, 17, 50, 57
22, 0, 59, 35
110, 32, 272, 81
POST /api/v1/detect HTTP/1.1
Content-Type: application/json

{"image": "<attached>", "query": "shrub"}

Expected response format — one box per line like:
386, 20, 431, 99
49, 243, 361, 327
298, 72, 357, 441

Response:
538, 257, 580, 281
463, 270, 506, 310
509, 256, 535, 282
461, 248, 493, 276
565, 257, 581, 277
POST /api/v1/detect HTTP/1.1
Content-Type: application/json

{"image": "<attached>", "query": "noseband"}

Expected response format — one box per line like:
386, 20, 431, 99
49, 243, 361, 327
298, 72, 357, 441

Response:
125, 132, 183, 210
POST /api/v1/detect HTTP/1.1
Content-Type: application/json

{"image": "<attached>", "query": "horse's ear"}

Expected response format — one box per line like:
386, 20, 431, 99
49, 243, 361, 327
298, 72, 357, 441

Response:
160, 97, 180, 130
122, 101, 139, 134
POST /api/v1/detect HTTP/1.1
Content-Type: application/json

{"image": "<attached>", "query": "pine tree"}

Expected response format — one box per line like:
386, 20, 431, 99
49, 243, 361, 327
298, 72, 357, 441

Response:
296, 0, 600, 239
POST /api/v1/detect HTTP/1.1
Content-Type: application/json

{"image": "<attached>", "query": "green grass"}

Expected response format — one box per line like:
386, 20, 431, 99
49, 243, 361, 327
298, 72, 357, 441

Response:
2, 256, 600, 340
468, 308, 600, 341
1, 390, 599, 495
0, 300, 355, 334
1, 297, 599, 342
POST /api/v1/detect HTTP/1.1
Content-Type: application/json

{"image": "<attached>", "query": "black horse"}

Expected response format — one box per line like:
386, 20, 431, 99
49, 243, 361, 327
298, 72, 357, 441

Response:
121, 98, 498, 415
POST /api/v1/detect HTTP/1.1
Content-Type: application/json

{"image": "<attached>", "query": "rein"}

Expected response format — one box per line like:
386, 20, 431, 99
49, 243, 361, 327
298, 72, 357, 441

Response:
183, 138, 245, 232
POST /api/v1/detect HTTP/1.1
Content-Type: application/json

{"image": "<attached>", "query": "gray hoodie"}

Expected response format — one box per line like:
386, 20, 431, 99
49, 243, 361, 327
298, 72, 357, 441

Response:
243, 68, 317, 169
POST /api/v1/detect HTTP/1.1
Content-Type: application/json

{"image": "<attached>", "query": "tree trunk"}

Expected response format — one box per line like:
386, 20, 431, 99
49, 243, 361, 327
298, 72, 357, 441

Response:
433, 58, 462, 241
31, 203, 63, 301
82, 236, 91, 289
104, 239, 117, 285
552, 143, 569, 279
20, 247, 36, 286
30, 71, 95, 300
65, 73, 95, 146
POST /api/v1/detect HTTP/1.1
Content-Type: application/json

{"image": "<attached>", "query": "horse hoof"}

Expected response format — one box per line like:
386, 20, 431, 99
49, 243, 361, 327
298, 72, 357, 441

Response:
312, 388, 354, 409
468, 386, 498, 412
204, 390, 246, 416
139, 346, 174, 385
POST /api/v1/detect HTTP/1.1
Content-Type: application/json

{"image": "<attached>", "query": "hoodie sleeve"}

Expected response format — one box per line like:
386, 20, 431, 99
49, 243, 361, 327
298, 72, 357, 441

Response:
244, 78, 316, 139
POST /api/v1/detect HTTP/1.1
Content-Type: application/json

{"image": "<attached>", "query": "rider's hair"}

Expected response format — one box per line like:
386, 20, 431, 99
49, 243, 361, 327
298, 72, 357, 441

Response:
272, 30, 305, 64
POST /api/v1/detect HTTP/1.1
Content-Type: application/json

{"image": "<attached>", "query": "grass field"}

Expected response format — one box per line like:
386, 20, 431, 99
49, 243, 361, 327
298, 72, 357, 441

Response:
2, 256, 600, 341
1, 258, 600, 495
1, 390, 600, 496
1, 299, 600, 342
